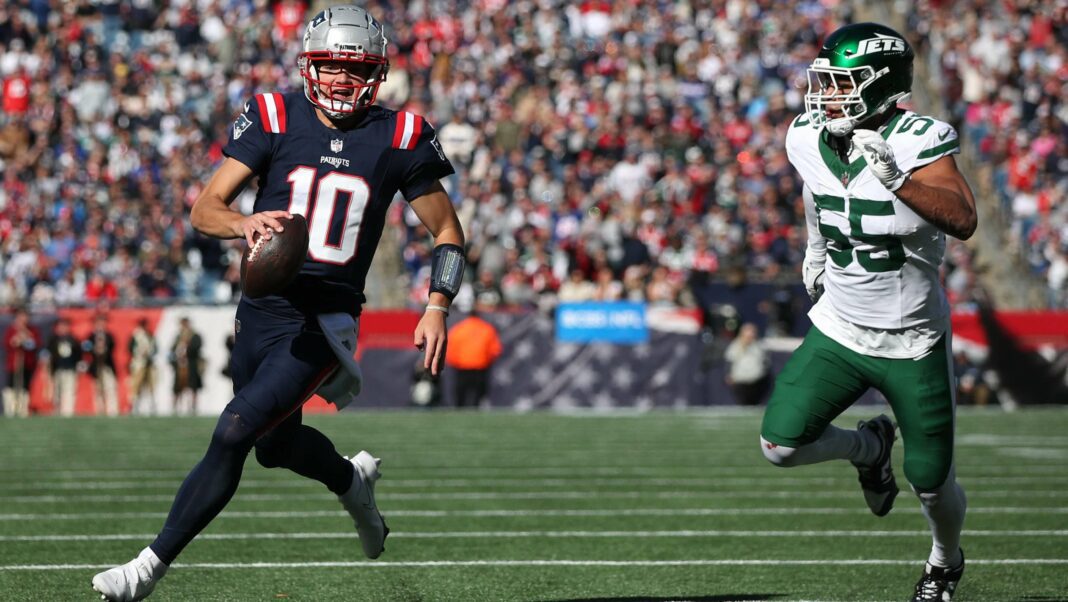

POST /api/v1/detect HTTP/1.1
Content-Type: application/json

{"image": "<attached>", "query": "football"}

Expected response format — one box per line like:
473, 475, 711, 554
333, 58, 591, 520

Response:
240, 214, 309, 298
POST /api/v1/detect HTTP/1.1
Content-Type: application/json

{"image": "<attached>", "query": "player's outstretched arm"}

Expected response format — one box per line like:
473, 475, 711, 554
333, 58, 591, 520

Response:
409, 181, 466, 376
190, 158, 291, 246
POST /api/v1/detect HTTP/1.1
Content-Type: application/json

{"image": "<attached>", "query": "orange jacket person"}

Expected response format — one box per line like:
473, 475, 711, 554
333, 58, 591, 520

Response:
444, 311, 502, 408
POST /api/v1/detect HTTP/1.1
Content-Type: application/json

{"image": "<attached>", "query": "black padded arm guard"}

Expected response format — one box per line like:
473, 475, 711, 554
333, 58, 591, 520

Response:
430, 243, 465, 300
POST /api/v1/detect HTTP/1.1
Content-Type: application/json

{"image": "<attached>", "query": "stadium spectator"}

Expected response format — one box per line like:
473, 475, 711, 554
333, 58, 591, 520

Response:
724, 322, 770, 406
169, 316, 202, 416
128, 318, 159, 416
82, 313, 118, 416
2, 308, 38, 417
445, 305, 502, 409
44, 317, 80, 416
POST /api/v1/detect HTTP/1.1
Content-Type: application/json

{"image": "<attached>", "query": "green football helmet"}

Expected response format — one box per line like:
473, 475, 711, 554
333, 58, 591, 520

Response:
804, 22, 914, 136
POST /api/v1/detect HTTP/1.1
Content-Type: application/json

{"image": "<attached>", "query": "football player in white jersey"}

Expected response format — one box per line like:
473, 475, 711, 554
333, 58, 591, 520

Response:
758, 23, 976, 602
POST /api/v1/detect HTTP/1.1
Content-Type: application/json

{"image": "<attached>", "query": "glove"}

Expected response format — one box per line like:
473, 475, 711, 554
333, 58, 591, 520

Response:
853, 129, 909, 191
803, 261, 825, 302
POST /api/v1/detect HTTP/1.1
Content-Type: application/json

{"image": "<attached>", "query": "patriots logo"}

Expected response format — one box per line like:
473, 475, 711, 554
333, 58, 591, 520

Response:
430, 136, 446, 162
233, 114, 252, 140
331, 138, 344, 153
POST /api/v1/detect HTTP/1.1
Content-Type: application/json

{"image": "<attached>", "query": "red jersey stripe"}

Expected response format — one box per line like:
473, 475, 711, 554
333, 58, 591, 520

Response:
392, 111, 407, 148
256, 94, 272, 132
272, 93, 287, 132
405, 114, 423, 150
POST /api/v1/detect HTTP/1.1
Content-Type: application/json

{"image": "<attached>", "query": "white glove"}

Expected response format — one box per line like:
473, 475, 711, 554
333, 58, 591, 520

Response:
803, 261, 825, 302
853, 129, 909, 191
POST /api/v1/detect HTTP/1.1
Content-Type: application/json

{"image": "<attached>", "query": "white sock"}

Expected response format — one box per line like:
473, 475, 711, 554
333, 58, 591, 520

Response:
761, 424, 879, 467
914, 467, 966, 568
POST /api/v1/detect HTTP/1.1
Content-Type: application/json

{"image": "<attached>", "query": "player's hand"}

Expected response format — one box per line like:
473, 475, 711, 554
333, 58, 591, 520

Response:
853, 129, 909, 192
414, 309, 447, 376
237, 211, 292, 247
803, 262, 825, 302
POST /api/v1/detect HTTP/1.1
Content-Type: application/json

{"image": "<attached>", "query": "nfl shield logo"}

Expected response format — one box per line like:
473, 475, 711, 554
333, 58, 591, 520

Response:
330, 138, 343, 153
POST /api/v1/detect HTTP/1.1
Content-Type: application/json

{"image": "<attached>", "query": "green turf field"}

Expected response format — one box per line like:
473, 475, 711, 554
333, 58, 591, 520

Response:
1, 408, 1066, 601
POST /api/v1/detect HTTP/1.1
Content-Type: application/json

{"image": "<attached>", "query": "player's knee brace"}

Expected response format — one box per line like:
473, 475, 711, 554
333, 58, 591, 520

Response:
208, 409, 258, 456
760, 437, 799, 467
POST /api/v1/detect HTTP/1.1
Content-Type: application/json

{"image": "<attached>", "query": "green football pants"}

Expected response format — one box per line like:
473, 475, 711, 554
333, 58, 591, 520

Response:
761, 326, 955, 490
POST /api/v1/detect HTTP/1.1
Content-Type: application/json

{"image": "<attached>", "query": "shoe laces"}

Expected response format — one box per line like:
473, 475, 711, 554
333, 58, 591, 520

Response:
914, 577, 945, 601
913, 566, 954, 602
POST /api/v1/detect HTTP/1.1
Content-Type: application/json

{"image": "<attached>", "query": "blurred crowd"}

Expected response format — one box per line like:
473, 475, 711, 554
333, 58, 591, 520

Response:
0, 0, 1059, 316
908, 0, 1068, 308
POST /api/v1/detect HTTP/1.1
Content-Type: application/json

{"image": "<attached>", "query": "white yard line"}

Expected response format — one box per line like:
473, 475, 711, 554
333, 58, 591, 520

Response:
3, 558, 1067, 571
0, 463, 1064, 480
2, 475, 1065, 491
3, 489, 1068, 504
2, 529, 1066, 542
0, 505, 1065, 521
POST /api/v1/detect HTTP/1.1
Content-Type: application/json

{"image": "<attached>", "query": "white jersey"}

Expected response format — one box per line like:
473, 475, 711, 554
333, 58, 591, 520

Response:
787, 109, 961, 353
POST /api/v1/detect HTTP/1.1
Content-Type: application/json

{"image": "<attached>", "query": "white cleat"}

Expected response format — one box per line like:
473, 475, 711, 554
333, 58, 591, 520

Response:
91, 547, 168, 601
338, 450, 389, 559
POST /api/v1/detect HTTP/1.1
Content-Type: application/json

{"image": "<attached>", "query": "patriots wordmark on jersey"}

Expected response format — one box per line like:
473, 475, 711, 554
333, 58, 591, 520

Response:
786, 108, 960, 330
223, 91, 454, 310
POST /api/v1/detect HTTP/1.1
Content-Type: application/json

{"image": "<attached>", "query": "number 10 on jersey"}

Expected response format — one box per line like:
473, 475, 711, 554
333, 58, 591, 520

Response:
287, 167, 369, 264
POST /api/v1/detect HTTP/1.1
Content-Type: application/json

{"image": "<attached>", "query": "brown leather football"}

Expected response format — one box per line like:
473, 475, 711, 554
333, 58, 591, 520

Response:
240, 214, 309, 298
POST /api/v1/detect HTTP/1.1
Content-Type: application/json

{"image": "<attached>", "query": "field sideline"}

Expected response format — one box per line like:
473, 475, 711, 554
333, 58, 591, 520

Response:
1, 408, 1066, 601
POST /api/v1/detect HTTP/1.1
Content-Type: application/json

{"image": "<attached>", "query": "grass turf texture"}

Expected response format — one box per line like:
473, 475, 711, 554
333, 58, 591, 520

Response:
1, 408, 1066, 601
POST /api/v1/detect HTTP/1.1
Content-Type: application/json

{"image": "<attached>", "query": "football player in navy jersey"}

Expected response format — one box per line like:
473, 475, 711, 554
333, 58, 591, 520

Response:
92, 6, 465, 600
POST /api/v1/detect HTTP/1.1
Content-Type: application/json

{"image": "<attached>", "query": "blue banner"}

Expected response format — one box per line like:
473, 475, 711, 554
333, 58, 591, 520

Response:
555, 302, 648, 344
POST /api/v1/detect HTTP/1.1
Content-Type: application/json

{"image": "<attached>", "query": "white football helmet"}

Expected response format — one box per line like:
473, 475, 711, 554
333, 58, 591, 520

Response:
298, 5, 389, 118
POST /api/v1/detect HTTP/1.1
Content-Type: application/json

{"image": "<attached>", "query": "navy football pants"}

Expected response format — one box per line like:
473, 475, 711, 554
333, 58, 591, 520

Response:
151, 302, 354, 564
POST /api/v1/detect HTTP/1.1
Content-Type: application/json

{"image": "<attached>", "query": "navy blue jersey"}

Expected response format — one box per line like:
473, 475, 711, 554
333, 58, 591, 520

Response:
223, 92, 454, 315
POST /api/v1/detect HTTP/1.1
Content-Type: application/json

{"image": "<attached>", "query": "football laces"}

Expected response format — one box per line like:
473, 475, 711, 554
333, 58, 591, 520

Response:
247, 231, 269, 263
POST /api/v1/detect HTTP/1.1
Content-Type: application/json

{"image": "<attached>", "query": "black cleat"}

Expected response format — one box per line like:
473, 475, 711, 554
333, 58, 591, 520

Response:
911, 549, 965, 601
851, 414, 899, 517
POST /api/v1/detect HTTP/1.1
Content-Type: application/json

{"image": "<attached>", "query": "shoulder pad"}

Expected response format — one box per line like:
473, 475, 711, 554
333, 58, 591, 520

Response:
888, 112, 959, 167
785, 114, 814, 159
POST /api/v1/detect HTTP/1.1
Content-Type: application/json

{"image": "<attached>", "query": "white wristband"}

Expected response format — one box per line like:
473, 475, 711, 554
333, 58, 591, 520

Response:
426, 304, 450, 316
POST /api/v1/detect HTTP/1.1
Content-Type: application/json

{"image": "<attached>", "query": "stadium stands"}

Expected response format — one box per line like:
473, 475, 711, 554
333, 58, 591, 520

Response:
0, 0, 1058, 318
907, 0, 1067, 308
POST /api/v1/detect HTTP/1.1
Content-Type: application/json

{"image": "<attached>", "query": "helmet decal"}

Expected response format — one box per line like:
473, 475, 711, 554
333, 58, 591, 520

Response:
847, 34, 908, 58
